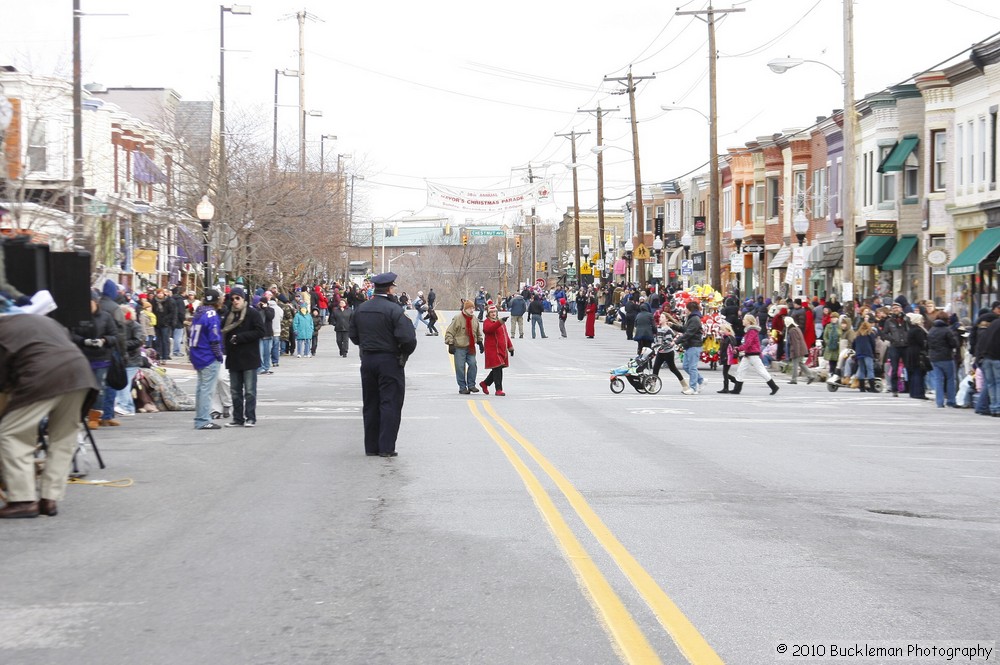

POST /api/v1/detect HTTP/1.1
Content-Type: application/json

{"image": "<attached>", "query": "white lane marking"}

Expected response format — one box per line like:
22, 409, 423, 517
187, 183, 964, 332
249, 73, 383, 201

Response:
960, 475, 1000, 480
851, 445, 998, 452
904, 457, 999, 463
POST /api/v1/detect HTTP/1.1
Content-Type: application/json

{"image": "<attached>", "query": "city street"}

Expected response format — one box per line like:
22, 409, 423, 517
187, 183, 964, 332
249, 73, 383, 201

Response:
1, 313, 997, 665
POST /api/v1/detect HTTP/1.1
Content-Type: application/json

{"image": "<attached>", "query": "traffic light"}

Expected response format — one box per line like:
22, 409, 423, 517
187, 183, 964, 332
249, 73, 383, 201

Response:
540, 261, 548, 272
515, 236, 521, 249
462, 234, 468, 246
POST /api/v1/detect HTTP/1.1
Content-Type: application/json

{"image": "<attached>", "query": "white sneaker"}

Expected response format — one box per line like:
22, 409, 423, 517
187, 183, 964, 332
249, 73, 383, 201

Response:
681, 387, 695, 395
296, 354, 302, 358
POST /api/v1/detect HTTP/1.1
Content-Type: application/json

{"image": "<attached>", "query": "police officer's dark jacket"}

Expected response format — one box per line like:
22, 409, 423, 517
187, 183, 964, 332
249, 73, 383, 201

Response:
349, 295, 417, 357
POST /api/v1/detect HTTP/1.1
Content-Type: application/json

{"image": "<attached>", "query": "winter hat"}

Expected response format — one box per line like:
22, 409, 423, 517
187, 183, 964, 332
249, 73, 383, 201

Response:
463, 300, 475, 310
906, 312, 923, 325
487, 302, 497, 313
230, 286, 247, 299
203, 289, 220, 304
783, 316, 795, 328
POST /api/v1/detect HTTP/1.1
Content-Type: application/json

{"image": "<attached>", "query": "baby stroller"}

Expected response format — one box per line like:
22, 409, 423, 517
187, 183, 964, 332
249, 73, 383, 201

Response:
609, 347, 662, 394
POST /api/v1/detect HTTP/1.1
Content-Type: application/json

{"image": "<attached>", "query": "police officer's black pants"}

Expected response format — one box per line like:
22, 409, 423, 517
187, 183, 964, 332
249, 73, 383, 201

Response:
360, 353, 405, 455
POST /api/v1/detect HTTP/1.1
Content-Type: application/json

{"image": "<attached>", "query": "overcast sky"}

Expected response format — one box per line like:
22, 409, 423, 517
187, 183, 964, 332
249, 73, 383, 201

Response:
3, 0, 1000, 226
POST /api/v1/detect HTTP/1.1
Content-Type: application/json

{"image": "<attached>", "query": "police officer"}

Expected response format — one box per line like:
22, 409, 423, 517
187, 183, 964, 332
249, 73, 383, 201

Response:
348, 272, 417, 457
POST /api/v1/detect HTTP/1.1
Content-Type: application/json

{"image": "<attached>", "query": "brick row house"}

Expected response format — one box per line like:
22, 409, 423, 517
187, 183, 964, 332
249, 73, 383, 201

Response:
1, 68, 213, 291
628, 34, 1000, 317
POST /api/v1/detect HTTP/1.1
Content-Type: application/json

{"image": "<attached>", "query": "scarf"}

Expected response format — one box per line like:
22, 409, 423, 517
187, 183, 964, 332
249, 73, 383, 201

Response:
222, 305, 247, 335
464, 314, 475, 353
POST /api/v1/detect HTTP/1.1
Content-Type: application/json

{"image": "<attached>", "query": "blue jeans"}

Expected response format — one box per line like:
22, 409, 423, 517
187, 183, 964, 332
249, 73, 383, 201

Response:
453, 347, 477, 390
194, 361, 221, 428
982, 358, 1000, 415
114, 366, 139, 414
683, 345, 703, 387
259, 337, 273, 372
92, 366, 111, 418
271, 337, 281, 366
172, 328, 185, 356
296, 338, 311, 356
229, 369, 257, 423
530, 314, 546, 338
931, 360, 957, 407
856, 356, 874, 379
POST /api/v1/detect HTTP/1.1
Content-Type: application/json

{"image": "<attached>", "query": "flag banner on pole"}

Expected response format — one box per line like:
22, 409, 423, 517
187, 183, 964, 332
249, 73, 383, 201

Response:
426, 180, 551, 212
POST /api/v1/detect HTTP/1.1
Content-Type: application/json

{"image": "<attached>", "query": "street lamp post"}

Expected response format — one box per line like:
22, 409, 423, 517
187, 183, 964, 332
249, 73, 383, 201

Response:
196, 195, 216, 291
301, 109, 322, 171
681, 231, 692, 290
319, 134, 337, 174
652, 235, 663, 290
387, 251, 417, 271
272, 68, 299, 169
793, 209, 810, 296
766, 1, 856, 304
219, 4, 251, 203
732, 220, 745, 296
623, 239, 634, 286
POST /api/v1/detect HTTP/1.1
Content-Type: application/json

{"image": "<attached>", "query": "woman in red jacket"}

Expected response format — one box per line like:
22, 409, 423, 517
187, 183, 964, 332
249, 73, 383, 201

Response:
584, 295, 598, 338
479, 303, 514, 396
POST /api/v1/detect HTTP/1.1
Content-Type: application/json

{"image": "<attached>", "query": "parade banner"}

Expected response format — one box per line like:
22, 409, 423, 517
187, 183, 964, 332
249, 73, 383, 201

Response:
426, 180, 551, 212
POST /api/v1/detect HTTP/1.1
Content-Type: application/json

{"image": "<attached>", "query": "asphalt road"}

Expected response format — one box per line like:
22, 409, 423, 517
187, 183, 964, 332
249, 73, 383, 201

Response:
2, 311, 997, 665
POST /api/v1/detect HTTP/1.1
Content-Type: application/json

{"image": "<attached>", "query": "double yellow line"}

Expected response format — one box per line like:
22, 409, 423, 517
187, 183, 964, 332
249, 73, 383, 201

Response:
468, 401, 724, 665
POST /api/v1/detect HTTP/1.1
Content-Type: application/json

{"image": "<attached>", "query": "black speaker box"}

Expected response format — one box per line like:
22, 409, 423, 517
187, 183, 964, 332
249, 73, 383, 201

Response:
2, 236, 50, 294
48, 251, 93, 330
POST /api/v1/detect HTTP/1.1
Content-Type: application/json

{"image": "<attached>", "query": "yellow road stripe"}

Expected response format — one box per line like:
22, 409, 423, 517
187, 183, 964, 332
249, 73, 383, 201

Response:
467, 401, 662, 665
482, 402, 725, 665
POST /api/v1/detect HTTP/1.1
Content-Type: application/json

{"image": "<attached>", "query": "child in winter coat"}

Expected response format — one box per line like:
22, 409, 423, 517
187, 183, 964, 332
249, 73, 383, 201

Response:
716, 321, 739, 393
310, 307, 323, 356
292, 306, 314, 357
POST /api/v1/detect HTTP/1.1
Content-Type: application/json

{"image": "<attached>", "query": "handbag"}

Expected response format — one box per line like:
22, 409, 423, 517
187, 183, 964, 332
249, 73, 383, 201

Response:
919, 352, 932, 373
107, 349, 128, 390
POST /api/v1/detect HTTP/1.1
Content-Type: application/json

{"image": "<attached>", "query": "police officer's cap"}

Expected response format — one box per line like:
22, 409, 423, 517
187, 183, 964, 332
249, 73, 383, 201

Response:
371, 272, 397, 287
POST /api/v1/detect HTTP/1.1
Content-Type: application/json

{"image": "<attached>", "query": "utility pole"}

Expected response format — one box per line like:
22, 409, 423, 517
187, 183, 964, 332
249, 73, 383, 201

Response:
578, 105, 618, 282
72, 0, 84, 250
677, 3, 744, 290
287, 10, 322, 175
512, 163, 549, 286
604, 69, 655, 286
555, 129, 590, 283
841, 0, 857, 304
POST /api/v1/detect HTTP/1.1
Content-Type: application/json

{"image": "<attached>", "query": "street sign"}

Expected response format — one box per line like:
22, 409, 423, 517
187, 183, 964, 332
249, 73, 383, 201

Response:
566, 267, 577, 276
681, 259, 694, 276
633, 243, 649, 259
580, 263, 592, 275
793, 245, 805, 269
535, 278, 546, 287
595, 259, 605, 271
742, 244, 764, 254
651, 264, 663, 278
470, 229, 504, 236
730, 252, 742, 272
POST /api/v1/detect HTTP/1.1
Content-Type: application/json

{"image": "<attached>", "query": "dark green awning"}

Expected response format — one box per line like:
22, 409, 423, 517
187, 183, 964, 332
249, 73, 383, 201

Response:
856, 235, 897, 266
878, 135, 920, 173
948, 227, 1000, 275
880, 235, 918, 270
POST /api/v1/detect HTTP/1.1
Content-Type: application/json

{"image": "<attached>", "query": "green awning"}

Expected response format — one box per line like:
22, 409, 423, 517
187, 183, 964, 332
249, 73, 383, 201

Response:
878, 135, 920, 173
948, 227, 1000, 275
856, 235, 896, 266
880, 235, 918, 270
